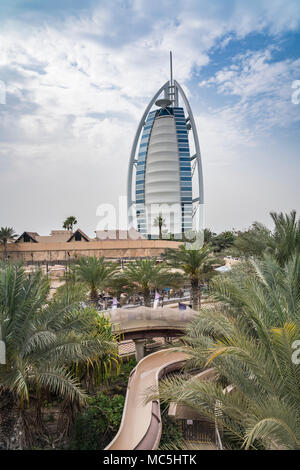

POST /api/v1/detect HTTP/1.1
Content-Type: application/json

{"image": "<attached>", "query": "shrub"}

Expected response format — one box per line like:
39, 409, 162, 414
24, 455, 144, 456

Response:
71, 392, 124, 450
159, 404, 183, 449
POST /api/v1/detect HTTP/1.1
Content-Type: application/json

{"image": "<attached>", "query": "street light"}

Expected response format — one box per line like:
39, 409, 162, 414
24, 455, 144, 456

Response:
0, 326, 5, 364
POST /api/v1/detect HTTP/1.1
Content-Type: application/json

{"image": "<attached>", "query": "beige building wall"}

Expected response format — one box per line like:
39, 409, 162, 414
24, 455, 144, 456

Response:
1, 239, 182, 263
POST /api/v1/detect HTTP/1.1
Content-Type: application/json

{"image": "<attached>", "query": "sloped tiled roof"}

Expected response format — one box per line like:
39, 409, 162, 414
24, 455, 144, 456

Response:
67, 229, 90, 242
15, 232, 39, 243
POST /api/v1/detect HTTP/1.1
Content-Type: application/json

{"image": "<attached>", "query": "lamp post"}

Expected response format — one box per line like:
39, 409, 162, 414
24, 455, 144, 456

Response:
0, 326, 6, 364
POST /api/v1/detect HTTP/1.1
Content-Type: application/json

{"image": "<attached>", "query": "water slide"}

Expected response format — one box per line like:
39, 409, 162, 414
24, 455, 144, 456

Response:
105, 349, 188, 450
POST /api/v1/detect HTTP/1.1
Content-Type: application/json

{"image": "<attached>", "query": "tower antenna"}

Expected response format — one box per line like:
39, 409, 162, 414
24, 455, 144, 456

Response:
170, 50, 173, 86
169, 51, 176, 106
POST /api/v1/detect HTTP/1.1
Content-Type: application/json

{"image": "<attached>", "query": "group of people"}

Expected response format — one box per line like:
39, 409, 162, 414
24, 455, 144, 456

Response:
96, 288, 189, 310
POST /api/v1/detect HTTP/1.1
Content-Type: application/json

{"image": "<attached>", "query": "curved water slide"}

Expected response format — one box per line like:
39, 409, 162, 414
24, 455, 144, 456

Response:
105, 349, 188, 450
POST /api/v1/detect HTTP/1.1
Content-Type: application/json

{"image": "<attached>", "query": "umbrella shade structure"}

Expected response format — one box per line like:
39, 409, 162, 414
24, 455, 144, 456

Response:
214, 265, 232, 273
104, 306, 197, 340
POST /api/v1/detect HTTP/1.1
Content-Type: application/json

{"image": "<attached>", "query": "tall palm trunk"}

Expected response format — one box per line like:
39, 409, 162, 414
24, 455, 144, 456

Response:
3, 240, 7, 261
58, 398, 80, 439
90, 286, 98, 305
143, 287, 151, 307
0, 390, 24, 449
198, 286, 202, 309
191, 278, 200, 310
159, 222, 162, 240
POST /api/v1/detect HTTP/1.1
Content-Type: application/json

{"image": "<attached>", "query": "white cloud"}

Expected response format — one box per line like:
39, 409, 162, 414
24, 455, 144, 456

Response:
0, 0, 299, 234
199, 47, 300, 134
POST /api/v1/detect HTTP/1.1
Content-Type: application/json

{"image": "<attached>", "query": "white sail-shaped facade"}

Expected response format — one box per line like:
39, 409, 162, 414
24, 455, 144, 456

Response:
145, 115, 181, 205
127, 65, 203, 240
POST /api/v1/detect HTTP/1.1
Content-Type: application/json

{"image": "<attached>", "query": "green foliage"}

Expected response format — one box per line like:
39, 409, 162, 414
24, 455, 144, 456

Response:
270, 210, 300, 265
74, 256, 119, 302
72, 359, 137, 449
203, 228, 216, 244
163, 244, 215, 279
157, 253, 300, 450
51, 277, 87, 303
213, 259, 256, 292
233, 211, 300, 265
67, 306, 119, 389
0, 264, 116, 407
203, 228, 235, 253
112, 258, 182, 306
63, 216, 77, 231
0, 227, 18, 260
212, 231, 236, 253
71, 392, 125, 450
233, 222, 272, 258
63, 263, 81, 287
0, 227, 17, 243
159, 403, 184, 449
153, 215, 166, 240
83, 308, 113, 337
163, 244, 217, 309
107, 357, 137, 394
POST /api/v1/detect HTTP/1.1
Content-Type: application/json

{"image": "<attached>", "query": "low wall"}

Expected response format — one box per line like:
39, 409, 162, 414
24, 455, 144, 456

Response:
1, 239, 182, 263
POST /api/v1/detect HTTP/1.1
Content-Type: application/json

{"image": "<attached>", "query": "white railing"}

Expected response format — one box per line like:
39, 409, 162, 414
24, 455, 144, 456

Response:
215, 425, 223, 450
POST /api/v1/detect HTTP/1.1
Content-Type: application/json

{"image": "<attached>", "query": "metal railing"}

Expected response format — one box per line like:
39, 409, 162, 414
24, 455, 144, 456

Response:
215, 425, 223, 450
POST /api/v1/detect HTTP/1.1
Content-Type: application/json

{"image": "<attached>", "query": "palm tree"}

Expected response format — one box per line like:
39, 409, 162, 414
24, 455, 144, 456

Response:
163, 245, 216, 310
155, 254, 300, 450
153, 215, 166, 240
233, 222, 272, 259
0, 263, 116, 448
212, 231, 235, 253
233, 210, 300, 264
74, 256, 119, 303
0, 227, 17, 261
270, 210, 300, 265
203, 228, 216, 244
63, 216, 78, 232
114, 258, 182, 307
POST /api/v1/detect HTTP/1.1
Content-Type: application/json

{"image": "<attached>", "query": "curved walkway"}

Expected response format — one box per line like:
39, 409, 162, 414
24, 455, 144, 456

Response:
105, 306, 197, 340
105, 349, 188, 450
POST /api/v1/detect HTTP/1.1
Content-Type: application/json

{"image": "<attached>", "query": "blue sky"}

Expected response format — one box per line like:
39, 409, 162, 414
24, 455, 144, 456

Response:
0, 0, 299, 235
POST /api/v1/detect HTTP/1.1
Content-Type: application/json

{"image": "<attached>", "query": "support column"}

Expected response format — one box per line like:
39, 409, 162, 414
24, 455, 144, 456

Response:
134, 339, 145, 362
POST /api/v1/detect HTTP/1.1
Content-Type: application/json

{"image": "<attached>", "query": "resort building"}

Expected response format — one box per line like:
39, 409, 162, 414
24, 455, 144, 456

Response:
1, 229, 181, 264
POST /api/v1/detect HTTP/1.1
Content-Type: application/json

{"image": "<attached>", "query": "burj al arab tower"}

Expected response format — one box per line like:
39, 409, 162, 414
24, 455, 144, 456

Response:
127, 53, 203, 239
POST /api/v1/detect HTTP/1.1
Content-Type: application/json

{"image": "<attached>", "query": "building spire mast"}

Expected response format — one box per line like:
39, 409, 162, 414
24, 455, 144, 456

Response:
170, 50, 173, 87
168, 50, 176, 106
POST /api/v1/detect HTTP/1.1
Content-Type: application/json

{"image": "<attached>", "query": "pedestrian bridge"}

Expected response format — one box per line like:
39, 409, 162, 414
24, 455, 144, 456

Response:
104, 306, 197, 341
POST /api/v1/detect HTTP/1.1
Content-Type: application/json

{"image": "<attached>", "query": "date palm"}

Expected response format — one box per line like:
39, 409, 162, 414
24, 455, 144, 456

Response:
114, 258, 182, 306
63, 216, 77, 232
163, 244, 216, 310
270, 210, 300, 265
74, 256, 119, 303
0, 264, 116, 448
234, 210, 300, 264
153, 215, 166, 240
155, 254, 300, 450
0, 227, 17, 261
